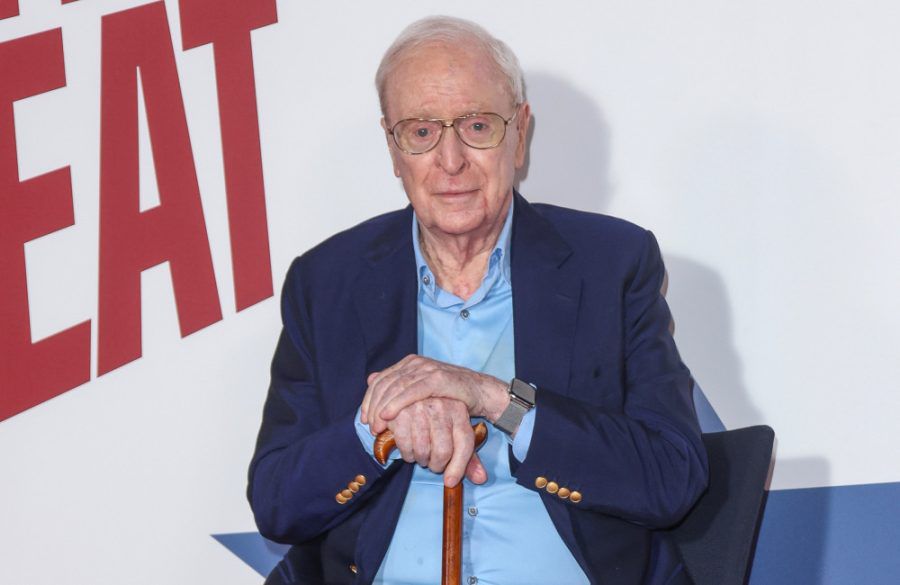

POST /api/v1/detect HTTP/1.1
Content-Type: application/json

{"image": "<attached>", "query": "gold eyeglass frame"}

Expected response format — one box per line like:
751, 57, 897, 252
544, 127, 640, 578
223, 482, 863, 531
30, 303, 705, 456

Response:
387, 104, 522, 155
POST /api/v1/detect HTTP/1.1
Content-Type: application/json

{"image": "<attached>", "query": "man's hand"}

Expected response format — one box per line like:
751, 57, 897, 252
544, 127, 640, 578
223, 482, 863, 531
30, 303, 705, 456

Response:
378, 397, 487, 487
360, 355, 510, 487
361, 355, 510, 434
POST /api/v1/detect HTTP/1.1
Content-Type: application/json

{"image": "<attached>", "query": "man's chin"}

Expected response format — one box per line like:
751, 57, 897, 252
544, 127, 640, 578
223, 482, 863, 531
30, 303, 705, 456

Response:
428, 214, 491, 239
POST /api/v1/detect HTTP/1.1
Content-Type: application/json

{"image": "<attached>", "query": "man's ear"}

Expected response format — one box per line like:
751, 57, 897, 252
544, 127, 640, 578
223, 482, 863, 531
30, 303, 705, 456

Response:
514, 102, 532, 169
381, 117, 401, 177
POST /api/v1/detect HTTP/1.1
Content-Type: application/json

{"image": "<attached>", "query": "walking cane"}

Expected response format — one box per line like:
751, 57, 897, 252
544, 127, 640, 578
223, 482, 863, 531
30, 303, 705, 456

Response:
374, 422, 488, 585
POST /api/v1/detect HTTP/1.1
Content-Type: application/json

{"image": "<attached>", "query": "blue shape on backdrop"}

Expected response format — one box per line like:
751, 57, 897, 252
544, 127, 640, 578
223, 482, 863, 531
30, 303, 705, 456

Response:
212, 532, 288, 576
750, 481, 900, 585
217, 382, 900, 583
693, 382, 726, 433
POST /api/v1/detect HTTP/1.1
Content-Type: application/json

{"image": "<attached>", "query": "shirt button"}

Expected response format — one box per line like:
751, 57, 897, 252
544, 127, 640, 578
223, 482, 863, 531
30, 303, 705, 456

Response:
468, 577, 478, 584
422, 274, 431, 285
460, 309, 470, 319
467, 506, 478, 517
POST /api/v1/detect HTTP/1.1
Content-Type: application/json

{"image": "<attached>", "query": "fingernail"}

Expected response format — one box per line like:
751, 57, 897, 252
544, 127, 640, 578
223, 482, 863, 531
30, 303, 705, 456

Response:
445, 475, 457, 487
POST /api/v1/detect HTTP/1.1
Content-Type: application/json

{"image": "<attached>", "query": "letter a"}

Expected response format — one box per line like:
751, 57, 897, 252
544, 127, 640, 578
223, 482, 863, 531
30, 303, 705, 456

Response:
99, 1, 221, 375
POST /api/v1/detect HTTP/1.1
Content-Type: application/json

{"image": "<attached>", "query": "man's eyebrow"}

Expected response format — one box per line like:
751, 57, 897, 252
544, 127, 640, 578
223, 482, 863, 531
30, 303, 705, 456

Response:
400, 107, 500, 120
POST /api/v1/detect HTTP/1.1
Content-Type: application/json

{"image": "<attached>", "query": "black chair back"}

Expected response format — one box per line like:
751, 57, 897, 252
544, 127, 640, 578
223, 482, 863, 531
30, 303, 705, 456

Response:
667, 425, 776, 585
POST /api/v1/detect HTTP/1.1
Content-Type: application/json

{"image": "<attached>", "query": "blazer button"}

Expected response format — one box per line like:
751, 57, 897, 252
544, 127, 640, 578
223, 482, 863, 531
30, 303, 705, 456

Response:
355, 475, 367, 485
348, 481, 360, 493
335, 493, 348, 504
546, 481, 559, 494
535, 477, 548, 489
341, 489, 353, 500
349, 564, 358, 574
569, 491, 583, 503
557, 487, 571, 499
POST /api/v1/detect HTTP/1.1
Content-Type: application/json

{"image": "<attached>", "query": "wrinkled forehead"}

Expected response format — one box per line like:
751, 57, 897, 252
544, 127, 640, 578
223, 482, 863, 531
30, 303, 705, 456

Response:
383, 41, 513, 118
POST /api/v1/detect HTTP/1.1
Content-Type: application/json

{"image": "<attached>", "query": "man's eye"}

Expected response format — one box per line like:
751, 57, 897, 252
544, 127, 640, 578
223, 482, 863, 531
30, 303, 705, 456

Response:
414, 127, 431, 138
462, 117, 493, 135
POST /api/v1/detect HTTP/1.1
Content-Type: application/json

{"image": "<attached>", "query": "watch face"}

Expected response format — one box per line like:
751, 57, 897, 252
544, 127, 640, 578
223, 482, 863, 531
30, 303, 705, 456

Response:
494, 379, 536, 436
511, 378, 536, 405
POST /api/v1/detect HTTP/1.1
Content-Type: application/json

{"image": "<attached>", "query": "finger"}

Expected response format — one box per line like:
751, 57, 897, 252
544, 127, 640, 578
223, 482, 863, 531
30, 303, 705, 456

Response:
464, 452, 487, 485
411, 404, 431, 467
366, 362, 415, 430
390, 413, 416, 464
443, 410, 475, 487
360, 397, 369, 425
361, 371, 382, 423
380, 379, 450, 422
367, 374, 397, 434
379, 363, 484, 421
368, 356, 443, 430
369, 370, 432, 433
360, 380, 377, 425
367, 370, 409, 434
427, 401, 454, 474
362, 355, 417, 422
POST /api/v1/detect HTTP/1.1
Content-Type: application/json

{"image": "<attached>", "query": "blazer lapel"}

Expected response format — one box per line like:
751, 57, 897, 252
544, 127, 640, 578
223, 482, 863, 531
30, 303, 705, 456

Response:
511, 193, 583, 395
351, 208, 419, 375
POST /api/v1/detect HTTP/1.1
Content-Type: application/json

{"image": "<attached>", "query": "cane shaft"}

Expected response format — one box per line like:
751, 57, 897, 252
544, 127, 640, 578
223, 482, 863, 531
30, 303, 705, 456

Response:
442, 483, 463, 585
373, 421, 488, 585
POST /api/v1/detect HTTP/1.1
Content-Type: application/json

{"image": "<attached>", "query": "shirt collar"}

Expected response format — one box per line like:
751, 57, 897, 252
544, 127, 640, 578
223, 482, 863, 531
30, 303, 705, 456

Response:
412, 199, 514, 296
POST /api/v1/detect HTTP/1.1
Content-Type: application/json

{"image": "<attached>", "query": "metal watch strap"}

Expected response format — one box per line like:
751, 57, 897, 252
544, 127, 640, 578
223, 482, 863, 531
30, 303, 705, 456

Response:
494, 378, 536, 436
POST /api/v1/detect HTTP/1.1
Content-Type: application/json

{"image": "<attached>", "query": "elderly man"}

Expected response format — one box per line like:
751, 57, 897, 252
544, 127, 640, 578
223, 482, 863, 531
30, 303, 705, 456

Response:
249, 15, 708, 585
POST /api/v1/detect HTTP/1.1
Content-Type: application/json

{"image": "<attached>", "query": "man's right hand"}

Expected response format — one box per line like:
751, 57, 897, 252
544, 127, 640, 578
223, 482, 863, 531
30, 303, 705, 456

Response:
380, 397, 487, 488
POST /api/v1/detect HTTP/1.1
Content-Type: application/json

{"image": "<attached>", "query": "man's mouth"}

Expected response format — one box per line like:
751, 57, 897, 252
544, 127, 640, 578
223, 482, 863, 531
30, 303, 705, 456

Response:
434, 189, 478, 197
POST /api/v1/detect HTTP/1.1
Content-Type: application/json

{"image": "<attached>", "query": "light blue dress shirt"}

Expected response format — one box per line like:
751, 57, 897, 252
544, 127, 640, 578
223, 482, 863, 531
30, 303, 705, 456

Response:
354, 203, 588, 585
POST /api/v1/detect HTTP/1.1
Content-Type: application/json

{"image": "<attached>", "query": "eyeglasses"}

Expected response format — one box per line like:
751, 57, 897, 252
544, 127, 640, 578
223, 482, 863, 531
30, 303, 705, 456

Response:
387, 105, 521, 155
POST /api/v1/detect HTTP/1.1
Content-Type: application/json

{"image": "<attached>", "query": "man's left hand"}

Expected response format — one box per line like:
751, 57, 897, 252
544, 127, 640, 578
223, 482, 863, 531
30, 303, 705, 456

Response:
361, 355, 510, 435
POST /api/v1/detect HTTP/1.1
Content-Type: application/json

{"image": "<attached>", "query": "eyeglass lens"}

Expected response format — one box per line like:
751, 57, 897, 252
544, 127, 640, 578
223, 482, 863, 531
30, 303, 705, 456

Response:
393, 113, 507, 154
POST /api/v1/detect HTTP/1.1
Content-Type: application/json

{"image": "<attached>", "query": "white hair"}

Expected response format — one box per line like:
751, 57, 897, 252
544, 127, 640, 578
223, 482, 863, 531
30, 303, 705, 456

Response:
375, 15, 525, 115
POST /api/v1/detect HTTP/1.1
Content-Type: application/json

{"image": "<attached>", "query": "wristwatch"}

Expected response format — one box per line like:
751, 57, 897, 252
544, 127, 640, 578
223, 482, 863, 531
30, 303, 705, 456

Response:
494, 378, 536, 436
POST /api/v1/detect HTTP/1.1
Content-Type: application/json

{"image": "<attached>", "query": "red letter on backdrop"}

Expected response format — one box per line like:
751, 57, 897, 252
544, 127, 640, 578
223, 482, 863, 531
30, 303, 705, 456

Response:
0, 29, 91, 421
99, 1, 222, 376
179, 0, 276, 311
0, 0, 18, 21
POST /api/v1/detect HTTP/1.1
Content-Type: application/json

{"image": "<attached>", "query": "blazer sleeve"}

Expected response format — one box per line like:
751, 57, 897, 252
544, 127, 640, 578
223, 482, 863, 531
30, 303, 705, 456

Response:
512, 230, 709, 529
247, 258, 389, 544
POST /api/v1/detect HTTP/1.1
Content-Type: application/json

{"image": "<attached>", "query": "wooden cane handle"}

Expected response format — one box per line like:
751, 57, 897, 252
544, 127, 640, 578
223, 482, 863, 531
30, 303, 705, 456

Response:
373, 429, 397, 466
373, 421, 488, 466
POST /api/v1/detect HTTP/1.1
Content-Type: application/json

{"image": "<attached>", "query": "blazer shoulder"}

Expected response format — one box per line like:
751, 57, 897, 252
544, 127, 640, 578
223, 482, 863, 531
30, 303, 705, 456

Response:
288, 207, 411, 274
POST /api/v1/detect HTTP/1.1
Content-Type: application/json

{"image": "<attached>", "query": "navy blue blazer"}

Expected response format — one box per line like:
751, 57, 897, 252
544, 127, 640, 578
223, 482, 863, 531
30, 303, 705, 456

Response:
249, 194, 708, 584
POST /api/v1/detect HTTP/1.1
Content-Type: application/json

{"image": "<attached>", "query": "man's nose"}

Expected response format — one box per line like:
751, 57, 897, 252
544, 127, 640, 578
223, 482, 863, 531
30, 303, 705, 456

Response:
435, 124, 467, 175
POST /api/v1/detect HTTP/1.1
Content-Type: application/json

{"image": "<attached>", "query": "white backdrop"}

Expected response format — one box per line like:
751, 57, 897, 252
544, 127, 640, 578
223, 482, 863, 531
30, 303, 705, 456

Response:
2, 1, 899, 583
